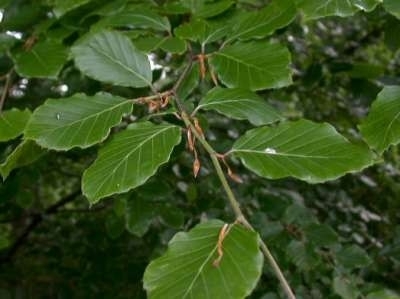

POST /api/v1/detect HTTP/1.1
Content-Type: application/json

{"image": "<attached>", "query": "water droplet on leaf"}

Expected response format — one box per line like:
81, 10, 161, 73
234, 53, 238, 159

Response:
55, 113, 61, 120
264, 147, 277, 154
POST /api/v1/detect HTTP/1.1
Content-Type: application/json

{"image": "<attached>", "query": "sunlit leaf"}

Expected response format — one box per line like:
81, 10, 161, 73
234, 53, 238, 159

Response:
230, 119, 374, 183
143, 220, 263, 299
25, 92, 132, 150
82, 122, 181, 203
71, 30, 152, 88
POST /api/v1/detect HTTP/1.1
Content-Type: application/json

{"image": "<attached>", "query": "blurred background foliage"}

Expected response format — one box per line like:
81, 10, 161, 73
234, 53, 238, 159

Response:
0, 0, 400, 298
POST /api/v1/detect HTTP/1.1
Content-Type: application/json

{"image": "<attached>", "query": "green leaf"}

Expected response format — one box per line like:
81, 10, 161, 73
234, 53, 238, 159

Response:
176, 63, 200, 100
230, 119, 374, 183
125, 197, 154, 237
225, 0, 296, 42
296, 0, 379, 20
286, 240, 319, 270
105, 213, 125, 239
71, 30, 152, 88
0, 33, 16, 54
174, 19, 230, 45
93, 8, 171, 32
51, 0, 91, 18
333, 275, 360, 299
305, 223, 338, 247
182, 0, 234, 18
0, 140, 45, 180
12, 40, 68, 79
336, 245, 372, 269
143, 220, 263, 299
160, 37, 187, 54
209, 41, 292, 91
367, 289, 400, 299
82, 122, 182, 203
384, 0, 400, 19
24, 92, 132, 150
359, 86, 400, 154
0, 109, 31, 142
196, 87, 283, 126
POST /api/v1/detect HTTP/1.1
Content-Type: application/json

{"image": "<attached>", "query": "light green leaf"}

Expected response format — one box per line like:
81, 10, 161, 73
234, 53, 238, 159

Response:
296, 0, 379, 20
71, 30, 152, 88
93, 8, 171, 32
13, 40, 68, 79
52, 0, 91, 18
367, 289, 400, 299
196, 87, 283, 126
336, 245, 372, 269
24, 92, 132, 150
209, 41, 292, 91
82, 122, 181, 203
359, 86, 400, 154
0, 109, 31, 142
125, 197, 154, 237
230, 119, 374, 183
384, 0, 400, 19
0, 140, 45, 180
225, 0, 296, 42
143, 220, 263, 299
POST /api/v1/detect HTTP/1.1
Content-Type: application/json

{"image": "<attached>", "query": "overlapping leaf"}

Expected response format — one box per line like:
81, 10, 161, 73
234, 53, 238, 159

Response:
384, 0, 400, 19
182, 0, 234, 18
24, 92, 132, 150
210, 42, 292, 91
134, 36, 186, 54
52, 0, 90, 17
143, 220, 263, 299
359, 86, 400, 154
225, 0, 296, 42
230, 119, 374, 183
0, 109, 31, 142
0, 140, 45, 180
296, 0, 379, 20
93, 8, 171, 32
196, 87, 283, 126
71, 30, 152, 88
13, 40, 68, 78
82, 122, 181, 203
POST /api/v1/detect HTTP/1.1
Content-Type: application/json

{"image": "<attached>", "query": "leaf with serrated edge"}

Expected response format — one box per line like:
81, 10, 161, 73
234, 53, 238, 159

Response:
209, 41, 292, 91
82, 122, 181, 203
226, 0, 296, 42
143, 220, 263, 299
71, 30, 152, 88
196, 87, 283, 126
230, 119, 374, 183
24, 92, 132, 150
0, 140, 45, 180
359, 86, 400, 154
0, 109, 31, 142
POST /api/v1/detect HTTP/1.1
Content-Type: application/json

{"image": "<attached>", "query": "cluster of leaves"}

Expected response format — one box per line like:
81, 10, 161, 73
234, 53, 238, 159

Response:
1, 0, 400, 298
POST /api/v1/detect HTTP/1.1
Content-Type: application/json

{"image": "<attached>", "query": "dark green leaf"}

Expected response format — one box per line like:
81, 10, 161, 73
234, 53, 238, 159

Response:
336, 245, 372, 269
0, 140, 45, 180
82, 122, 182, 203
125, 197, 154, 237
196, 87, 283, 126
359, 86, 400, 154
176, 63, 200, 100
333, 275, 360, 299
71, 30, 152, 88
13, 40, 68, 79
174, 19, 229, 45
305, 223, 338, 247
0, 109, 31, 142
105, 213, 125, 239
25, 92, 132, 150
51, 0, 91, 18
384, 0, 400, 19
143, 220, 263, 299
231, 119, 374, 183
209, 41, 292, 91
182, 0, 234, 18
286, 240, 319, 270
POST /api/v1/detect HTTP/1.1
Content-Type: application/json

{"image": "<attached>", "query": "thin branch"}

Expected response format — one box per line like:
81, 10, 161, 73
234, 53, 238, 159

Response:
0, 190, 81, 263
180, 111, 296, 299
0, 70, 13, 112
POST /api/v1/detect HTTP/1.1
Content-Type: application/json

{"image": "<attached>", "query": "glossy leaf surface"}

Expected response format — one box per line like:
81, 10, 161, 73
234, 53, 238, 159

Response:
143, 220, 263, 299
25, 92, 132, 150
230, 119, 374, 183
82, 122, 181, 203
